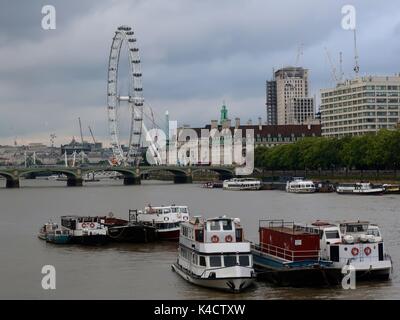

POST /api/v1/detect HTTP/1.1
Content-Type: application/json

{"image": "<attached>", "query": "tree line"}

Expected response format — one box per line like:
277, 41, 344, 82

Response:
255, 129, 400, 171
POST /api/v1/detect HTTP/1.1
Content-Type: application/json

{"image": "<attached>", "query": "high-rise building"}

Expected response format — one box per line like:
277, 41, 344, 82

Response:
266, 80, 277, 125
292, 97, 315, 124
320, 76, 400, 137
275, 67, 314, 125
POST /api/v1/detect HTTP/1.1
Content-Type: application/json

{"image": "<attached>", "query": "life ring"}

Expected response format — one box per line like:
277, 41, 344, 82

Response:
211, 235, 219, 243
82, 223, 87, 228
364, 247, 372, 256
164, 216, 169, 221
351, 247, 359, 256
89, 223, 95, 228
183, 216, 188, 220
225, 235, 233, 242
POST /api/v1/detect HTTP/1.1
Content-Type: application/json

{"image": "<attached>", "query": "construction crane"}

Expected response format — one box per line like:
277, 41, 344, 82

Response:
78, 117, 84, 145
324, 47, 339, 83
88, 126, 96, 145
353, 28, 360, 77
295, 43, 304, 66
339, 51, 344, 82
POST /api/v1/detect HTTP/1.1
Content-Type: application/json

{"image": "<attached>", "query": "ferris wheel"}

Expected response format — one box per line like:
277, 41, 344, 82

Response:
107, 25, 145, 165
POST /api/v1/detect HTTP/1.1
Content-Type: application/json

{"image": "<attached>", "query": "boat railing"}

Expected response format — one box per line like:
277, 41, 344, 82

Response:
251, 242, 320, 262
259, 220, 321, 235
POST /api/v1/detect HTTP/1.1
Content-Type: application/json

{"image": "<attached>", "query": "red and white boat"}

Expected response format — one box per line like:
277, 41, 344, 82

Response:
133, 205, 190, 240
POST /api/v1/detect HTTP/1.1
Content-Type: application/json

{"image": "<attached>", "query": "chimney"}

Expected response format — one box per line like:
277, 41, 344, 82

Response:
258, 117, 262, 130
211, 120, 218, 129
235, 117, 240, 129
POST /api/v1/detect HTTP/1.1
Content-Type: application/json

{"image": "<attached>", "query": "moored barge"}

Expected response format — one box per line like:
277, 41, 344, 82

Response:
104, 213, 157, 243
252, 220, 332, 286
253, 219, 392, 286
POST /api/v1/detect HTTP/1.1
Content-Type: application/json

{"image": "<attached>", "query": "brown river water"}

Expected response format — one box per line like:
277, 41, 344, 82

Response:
0, 179, 399, 299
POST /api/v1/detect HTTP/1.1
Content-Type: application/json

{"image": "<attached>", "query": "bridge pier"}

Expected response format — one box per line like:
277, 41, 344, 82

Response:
124, 176, 141, 185
173, 175, 193, 184
67, 178, 83, 187
6, 179, 20, 188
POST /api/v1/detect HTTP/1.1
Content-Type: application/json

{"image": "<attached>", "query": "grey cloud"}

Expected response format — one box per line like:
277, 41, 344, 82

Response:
0, 0, 400, 145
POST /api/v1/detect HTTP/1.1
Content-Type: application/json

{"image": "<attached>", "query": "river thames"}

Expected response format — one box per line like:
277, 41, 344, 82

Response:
0, 179, 399, 299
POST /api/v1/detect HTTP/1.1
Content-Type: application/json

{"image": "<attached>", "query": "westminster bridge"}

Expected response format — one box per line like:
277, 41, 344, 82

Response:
0, 165, 238, 188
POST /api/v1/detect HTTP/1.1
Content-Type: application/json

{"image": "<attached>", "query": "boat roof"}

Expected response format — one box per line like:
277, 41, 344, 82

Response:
145, 204, 188, 209
60, 215, 104, 220
188, 215, 240, 226
339, 220, 373, 226
226, 177, 259, 181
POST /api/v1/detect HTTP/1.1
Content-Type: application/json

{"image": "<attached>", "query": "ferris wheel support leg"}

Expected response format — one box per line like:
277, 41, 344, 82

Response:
123, 176, 141, 185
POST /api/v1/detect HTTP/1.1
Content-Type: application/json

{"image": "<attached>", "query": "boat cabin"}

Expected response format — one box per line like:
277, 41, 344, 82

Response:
144, 205, 189, 215
60, 216, 105, 231
182, 216, 244, 244
177, 216, 253, 272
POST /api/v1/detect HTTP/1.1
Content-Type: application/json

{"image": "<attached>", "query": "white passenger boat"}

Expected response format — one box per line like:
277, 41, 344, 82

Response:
306, 220, 392, 281
172, 216, 255, 292
286, 178, 316, 193
336, 182, 384, 195
133, 205, 190, 240
223, 178, 261, 190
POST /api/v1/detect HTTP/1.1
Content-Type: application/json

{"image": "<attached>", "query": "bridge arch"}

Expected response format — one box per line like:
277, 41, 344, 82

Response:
141, 166, 192, 184
0, 171, 15, 180
191, 167, 235, 180
82, 167, 140, 185
19, 168, 79, 179
0, 170, 19, 188
83, 167, 137, 177
141, 167, 188, 177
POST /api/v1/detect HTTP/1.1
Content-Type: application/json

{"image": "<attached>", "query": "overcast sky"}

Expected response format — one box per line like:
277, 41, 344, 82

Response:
1, 0, 400, 146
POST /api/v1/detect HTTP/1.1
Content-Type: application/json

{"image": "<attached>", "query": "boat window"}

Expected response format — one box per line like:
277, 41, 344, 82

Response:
367, 228, 380, 237
325, 230, 340, 239
199, 256, 206, 267
224, 255, 237, 267
222, 220, 232, 231
346, 224, 367, 233
180, 207, 188, 213
235, 228, 243, 242
209, 221, 220, 231
171, 207, 178, 213
195, 229, 204, 242
239, 255, 250, 267
209, 256, 222, 267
